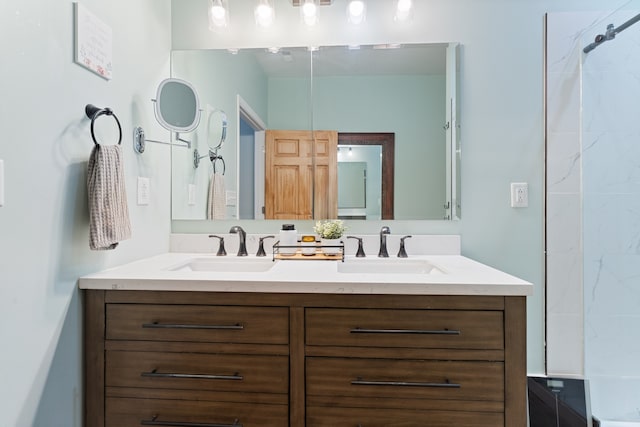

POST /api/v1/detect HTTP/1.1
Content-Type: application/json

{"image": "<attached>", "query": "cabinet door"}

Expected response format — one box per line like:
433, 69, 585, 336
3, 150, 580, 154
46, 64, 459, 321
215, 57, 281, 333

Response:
106, 305, 289, 344
307, 405, 504, 427
107, 351, 288, 394
107, 397, 288, 427
306, 357, 504, 402
306, 308, 504, 350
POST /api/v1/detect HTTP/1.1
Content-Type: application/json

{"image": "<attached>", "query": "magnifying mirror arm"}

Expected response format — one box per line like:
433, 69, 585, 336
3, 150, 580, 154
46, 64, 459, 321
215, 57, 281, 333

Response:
174, 132, 192, 149
133, 126, 192, 154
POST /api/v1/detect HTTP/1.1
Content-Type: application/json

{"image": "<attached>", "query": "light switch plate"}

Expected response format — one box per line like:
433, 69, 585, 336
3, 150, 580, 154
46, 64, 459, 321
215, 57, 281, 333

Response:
137, 177, 150, 205
226, 190, 237, 206
188, 184, 196, 206
0, 159, 4, 207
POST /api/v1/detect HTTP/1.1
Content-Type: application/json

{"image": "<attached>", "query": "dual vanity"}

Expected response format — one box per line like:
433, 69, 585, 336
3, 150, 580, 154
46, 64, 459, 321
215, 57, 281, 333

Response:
80, 235, 532, 427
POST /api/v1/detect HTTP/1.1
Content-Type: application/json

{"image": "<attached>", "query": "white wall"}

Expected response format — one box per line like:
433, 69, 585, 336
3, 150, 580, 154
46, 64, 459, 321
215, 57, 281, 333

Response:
0, 1, 172, 426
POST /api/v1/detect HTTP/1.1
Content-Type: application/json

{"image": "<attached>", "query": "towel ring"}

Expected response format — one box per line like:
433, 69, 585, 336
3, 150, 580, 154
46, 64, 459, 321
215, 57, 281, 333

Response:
85, 104, 122, 146
212, 153, 225, 175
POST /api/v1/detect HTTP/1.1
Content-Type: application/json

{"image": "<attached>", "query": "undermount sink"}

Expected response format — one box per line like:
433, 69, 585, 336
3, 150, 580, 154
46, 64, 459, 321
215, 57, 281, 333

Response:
337, 259, 445, 275
169, 257, 275, 273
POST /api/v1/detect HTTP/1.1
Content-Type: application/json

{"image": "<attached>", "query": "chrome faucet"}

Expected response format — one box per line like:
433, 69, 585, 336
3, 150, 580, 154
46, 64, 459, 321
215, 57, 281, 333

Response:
378, 226, 391, 258
229, 226, 248, 256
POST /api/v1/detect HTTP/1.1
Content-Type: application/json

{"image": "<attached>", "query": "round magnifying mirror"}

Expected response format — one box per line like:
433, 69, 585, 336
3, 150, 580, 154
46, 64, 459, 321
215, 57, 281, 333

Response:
154, 78, 201, 133
207, 109, 228, 151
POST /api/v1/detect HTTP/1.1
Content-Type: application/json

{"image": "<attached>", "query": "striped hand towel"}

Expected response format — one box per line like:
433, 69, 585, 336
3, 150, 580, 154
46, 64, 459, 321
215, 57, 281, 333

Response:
207, 172, 226, 220
87, 144, 131, 250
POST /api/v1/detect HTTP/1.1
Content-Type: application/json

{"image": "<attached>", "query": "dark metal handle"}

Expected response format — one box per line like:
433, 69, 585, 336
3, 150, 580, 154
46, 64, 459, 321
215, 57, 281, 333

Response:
352, 379, 460, 388
350, 327, 460, 335
141, 415, 242, 427
141, 370, 243, 381
142, 322, 244, 330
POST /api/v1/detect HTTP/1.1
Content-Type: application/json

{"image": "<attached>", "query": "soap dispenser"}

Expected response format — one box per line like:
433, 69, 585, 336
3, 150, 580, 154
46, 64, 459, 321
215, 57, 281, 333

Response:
279, 224, 297, 255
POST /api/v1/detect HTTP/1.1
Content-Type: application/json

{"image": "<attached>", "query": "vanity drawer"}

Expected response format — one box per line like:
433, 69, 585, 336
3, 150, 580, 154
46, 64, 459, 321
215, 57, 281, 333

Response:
306, 357, 504, 402
106, 304, 288, 344
106, 351, 288, 394
306, 405, 504, 427
106, 397, 288, 427
306, 308, 503, 349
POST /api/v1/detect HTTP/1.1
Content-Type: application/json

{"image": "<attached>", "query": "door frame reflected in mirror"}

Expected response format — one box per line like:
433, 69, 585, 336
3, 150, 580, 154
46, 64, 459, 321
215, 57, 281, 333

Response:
338, 133, 394, 220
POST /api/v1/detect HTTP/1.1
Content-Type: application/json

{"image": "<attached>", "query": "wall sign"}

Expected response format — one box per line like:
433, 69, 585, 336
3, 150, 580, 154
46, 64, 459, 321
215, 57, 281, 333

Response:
74, 3, 113, 80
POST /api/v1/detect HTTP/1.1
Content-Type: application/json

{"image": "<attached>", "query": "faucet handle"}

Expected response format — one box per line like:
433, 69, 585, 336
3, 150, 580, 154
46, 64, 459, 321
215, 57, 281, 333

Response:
256, 235, 275, 257
347, 236, 366, 257
208, 235, 227, 256
398, 235, 412, 258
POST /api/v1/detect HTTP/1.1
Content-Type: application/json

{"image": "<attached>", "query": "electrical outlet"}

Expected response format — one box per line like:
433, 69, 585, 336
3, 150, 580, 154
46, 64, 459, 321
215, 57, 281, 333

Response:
511, 182, 528, 208
137, 177, 150, 205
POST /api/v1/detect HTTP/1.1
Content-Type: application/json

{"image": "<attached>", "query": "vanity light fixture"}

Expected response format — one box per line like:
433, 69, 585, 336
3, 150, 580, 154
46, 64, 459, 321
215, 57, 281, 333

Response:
301, 0, 318, 26
394, 0, 413, 22
347, 0, 366, 25
208, 0, 229, 30
255, 0, 275, 28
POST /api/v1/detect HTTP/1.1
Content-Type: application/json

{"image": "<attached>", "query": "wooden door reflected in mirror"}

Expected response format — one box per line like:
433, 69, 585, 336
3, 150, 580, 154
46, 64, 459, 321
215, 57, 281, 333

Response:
264, 130, 337, 220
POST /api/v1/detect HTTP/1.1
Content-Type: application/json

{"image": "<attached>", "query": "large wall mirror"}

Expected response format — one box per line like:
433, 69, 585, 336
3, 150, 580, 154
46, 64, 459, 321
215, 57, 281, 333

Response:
171, 42, 460, 221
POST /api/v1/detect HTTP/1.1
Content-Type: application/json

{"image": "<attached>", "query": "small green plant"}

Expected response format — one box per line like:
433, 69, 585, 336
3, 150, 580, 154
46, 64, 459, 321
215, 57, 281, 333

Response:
314, 219, 347, 239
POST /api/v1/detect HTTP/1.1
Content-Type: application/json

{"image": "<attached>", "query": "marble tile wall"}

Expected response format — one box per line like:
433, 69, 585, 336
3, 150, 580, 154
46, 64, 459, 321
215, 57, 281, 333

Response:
547, 10, 640, 422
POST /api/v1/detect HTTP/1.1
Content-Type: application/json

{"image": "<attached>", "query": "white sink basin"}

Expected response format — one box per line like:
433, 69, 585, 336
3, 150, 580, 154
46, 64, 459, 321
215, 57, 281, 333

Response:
337, 259, 445, 275
169, 257, 275, 273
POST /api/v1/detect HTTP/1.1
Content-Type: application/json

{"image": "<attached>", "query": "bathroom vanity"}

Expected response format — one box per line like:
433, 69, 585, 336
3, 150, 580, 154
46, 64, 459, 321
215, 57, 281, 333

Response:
80, 247, 532, 427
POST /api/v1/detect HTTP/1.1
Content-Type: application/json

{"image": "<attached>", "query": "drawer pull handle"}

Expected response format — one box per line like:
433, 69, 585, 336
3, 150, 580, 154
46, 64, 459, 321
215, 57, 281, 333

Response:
142, 322, 244, 330
351, 378, 461, 388
141, 415, 242, 427
141, 369, 243, 381
350, 327, 460, 335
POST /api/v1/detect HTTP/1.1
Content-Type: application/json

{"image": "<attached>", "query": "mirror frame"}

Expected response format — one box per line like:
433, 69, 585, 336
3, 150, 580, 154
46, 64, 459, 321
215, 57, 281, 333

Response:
154, 78, 201, 133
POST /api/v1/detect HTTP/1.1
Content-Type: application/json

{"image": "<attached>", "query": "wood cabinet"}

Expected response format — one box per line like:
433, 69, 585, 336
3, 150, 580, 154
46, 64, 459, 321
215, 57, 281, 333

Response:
85, 291, 526, 427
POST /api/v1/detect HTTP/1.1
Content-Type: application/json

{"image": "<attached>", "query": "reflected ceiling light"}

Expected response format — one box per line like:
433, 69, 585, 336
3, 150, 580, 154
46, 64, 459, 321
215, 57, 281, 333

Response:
227, 48, 239, 55
394, 0, 413, 22
255, 0, 275, 28
348, 147, 353, 156
208, 0, 229, 30
301, 0, 318, 26
267, 47, 280, 53
347, 0, 366, 25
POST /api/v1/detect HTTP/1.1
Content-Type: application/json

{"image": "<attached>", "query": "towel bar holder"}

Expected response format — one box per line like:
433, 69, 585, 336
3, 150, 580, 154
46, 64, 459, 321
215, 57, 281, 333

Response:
193, 148, 225, 174
85, 104, 122, 146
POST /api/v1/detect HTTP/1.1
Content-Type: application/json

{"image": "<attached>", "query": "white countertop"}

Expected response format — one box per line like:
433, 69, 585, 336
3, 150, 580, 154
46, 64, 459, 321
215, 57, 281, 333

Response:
78, 252, 533, 296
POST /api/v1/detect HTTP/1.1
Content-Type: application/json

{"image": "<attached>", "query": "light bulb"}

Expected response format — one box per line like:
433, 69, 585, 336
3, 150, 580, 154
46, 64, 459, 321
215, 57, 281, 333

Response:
397, 0, 412, 12
347, 0, 365, 25
302, 0, 318, 26
255, 1, 275, 28
395, 0, 413, 22
208, 0, 228, 29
